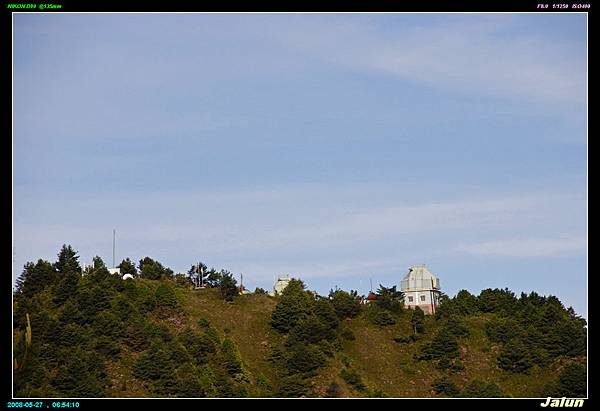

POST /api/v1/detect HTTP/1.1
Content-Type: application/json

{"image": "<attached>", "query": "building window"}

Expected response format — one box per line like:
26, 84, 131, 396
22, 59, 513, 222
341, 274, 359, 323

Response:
420, 295, 426, 302
408, 296, 414, 303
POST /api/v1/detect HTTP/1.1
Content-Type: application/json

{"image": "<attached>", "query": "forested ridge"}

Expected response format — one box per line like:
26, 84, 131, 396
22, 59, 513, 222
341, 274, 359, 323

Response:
13, 245, 587, 398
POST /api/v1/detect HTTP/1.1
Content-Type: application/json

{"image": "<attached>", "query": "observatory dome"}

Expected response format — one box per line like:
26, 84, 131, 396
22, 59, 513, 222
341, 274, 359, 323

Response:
400, 265, 440, 292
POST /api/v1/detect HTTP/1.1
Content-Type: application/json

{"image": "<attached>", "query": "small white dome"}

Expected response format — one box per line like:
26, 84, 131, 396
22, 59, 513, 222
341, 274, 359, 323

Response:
122, 273, 134, 280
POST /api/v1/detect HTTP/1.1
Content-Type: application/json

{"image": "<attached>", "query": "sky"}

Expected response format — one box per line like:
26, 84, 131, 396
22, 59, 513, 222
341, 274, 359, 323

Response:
12, 13, 588, 316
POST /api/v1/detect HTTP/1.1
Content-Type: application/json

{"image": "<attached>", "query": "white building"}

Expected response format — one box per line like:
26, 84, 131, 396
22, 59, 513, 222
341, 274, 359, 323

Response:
269, 276, 292, 296
400, 265, 441, 315
108, 268, 121, 275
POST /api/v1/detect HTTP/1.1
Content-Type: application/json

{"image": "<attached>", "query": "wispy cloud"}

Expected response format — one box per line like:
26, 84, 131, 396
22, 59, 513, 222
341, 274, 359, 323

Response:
274, 15, 586, 107
455, 235, 586, 258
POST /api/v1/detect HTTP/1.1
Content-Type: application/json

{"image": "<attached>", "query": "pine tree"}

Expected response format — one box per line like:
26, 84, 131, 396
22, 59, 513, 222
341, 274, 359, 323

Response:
497, 339, 533, 374
54, 245, 81, 275
118, 258, 137, 276
410, 306, 425, 335
218, 271, 238, 301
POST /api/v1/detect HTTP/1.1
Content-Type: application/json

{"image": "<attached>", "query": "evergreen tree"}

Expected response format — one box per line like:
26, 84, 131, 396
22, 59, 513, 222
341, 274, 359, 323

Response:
138, 257, 173, 280
410, 306, 425, 335
286, 343, 326, 374
54, 245, 81, 274
52, 271, 81, 306
218, 271, 238, 301
221, 339, 243, 376
497, 339, 533, 374
118, 258, 137, 276
418, 328, 459, 360
15, 260, 56, 298
453, 290, 480, 315
276, 374, 310, 397
330, 289, 361, 319
287, 315, 333, 345
431, 377, 460, 397
155, 283, 178, 308
271, 280, 314, 332
313, 299, 339, 329
553, 363, 587, 397
375, 285, 404, 314
459, 379, 503, 398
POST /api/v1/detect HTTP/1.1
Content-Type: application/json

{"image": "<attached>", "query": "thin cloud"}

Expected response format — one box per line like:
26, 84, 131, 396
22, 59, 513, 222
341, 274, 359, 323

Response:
455, 235, 586, 258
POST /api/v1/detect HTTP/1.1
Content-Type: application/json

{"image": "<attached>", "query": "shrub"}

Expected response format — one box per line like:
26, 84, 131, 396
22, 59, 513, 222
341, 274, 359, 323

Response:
460, 379, 503, 398
340, 368, 366, 392
276, 374, 310, 397
324, 381, 343, 398
339, 327, 356, 341
432, 377, 460, 397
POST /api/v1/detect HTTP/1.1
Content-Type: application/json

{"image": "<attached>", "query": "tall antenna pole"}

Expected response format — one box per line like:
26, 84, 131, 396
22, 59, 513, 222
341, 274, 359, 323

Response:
370, 278, 373, 293
112, 229, 116, 268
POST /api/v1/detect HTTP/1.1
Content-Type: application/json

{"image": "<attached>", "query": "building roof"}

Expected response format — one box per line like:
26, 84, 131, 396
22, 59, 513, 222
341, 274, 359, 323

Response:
400, 265, 440, 291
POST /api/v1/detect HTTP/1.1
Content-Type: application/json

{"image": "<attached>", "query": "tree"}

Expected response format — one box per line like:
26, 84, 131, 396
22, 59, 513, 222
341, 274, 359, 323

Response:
287, 315, 333, 345
497, 339, 533, 374
544, 363, 586, 398
138, 257, 173, 280
187, 262, 208, 286
52, 271, 81, 306
375, 285, 404, 314
340, 368, 366, 392
486, 318, 522, 343
54, 244, 81, 275
118, 258, 137, 276
418, 328, 459, 360
313, 299, 339, 330
155, 283, 178, 308
478, 288, 517, 315
459, 379, 503, 398
410, 306, 425, 335
369, 306, 396, 326
178, 327, 216, 365
221, 339, 243, 376
432, 377, 460, 397
218, 271, 238, 301
453, 290, 480, 316
271, 280, 314, 332
330, 290, 361, 319
286, 343, 325, 374
15, 260, 56, 298
276, 374, 310, 397
444, 316, 470, 338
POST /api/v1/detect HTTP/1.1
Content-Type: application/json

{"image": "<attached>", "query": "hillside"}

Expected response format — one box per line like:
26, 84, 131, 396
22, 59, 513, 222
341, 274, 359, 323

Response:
12, 247, 587, 398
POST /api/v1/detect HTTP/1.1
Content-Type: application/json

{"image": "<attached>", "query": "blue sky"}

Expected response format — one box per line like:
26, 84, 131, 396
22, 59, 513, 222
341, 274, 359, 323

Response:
12, 13, 587, 316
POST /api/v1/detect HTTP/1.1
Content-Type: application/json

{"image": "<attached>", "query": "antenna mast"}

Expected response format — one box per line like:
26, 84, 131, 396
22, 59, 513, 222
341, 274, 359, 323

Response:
112, 229, 116, 268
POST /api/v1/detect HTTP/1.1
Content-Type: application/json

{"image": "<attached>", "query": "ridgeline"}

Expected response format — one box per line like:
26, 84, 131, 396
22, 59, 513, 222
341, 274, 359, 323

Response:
13, 245, 587, 398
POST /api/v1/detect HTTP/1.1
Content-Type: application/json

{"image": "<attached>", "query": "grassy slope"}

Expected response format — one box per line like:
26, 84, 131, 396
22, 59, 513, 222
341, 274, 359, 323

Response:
101, 287, 576, 398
